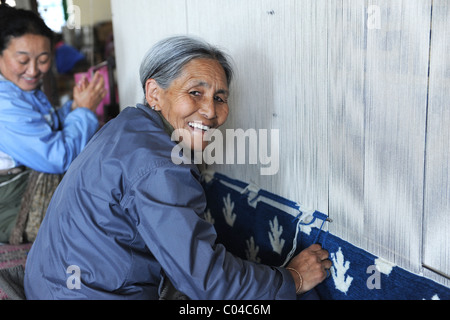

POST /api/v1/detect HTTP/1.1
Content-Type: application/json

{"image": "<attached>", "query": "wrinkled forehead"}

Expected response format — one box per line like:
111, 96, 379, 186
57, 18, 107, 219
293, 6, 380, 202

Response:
176, 58, 229, 91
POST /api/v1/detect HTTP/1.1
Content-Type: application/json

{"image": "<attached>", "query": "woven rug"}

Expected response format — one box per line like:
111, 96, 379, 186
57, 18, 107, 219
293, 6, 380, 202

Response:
202, 171, 450, 300
0, 243, 31, 300
0, 243, 31, 270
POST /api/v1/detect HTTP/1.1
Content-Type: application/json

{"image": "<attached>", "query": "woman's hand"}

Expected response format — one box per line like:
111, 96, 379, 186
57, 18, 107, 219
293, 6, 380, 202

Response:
286, 244, 332, 294
72, 71, 107, 112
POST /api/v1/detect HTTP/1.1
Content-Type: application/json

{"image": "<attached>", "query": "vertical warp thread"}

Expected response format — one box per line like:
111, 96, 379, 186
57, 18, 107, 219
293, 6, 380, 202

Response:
282, 209, 331, 267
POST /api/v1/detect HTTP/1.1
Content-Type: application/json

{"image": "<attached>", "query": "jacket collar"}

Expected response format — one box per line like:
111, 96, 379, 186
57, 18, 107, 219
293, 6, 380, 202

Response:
0, 73, 39, 94
136, 103, 174, 137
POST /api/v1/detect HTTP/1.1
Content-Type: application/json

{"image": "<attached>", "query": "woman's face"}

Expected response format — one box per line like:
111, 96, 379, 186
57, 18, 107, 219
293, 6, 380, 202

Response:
0, 34, 52, 91
147, 58, 230, 151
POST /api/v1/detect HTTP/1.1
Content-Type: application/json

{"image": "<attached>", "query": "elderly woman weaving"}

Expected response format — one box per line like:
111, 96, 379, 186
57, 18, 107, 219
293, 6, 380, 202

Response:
24, 36, 331, 300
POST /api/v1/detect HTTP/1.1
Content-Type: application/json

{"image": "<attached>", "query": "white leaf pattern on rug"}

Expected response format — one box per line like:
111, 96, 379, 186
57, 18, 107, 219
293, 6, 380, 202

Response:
222, 194, 236, 227
374, 258, 396, 275
268, 216, 285, 255
331, 247, 353, 294
204, 209, 215, 225
245, 237, 261, 263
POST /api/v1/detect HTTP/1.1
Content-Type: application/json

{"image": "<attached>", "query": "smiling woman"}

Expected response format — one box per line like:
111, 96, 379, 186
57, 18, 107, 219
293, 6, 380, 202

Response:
140, 36, 233, 153
24, 35, 332, 300
0, 4, 106, 173
0, 34, 52, 91
145, 58, 230, 151
0, 4, 106, 243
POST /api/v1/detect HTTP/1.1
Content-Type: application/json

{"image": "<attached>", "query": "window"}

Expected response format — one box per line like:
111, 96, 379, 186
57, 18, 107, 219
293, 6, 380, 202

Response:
37, 0, 72, 32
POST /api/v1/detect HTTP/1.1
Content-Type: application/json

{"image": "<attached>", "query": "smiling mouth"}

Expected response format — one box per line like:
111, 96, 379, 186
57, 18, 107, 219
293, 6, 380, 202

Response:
188, 122, 211, 132
22, 76, 40, 83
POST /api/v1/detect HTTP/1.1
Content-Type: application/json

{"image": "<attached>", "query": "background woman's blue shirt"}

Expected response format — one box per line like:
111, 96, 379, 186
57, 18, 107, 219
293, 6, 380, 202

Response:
0, 78, 98, 174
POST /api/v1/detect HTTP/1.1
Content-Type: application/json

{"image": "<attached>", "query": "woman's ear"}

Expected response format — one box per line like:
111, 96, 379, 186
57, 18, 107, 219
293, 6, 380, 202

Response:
145, 78, 161, 108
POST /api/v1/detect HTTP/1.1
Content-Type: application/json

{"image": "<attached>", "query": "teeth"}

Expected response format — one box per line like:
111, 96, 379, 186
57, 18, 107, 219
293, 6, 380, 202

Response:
189, 122, 210, 131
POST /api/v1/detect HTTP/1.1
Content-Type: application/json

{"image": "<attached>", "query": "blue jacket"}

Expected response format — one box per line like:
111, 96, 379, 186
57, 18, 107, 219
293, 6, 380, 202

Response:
0, 77, 98, 174
24, 104, 296, 300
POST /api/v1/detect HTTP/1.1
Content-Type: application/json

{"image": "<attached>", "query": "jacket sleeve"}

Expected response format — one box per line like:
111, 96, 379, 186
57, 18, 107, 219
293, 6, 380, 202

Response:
0, 96, 98, 174
125, 163, 297, 300
56, 100, 74, 125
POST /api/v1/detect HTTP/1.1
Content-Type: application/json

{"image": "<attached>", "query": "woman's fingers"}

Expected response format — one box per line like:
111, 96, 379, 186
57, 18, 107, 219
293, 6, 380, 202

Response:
72, 72, 107, 112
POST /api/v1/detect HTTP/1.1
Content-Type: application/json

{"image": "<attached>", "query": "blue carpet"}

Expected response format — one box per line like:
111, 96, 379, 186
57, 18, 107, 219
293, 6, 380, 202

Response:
202, 172, 450, 300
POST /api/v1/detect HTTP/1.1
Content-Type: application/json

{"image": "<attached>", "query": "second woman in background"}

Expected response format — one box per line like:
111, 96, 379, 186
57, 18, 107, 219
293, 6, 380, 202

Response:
0, 5, 106, 243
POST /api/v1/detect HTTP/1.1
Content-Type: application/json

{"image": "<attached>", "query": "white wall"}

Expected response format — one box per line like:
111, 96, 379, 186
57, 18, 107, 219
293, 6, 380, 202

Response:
73, 0, 112, 26
111, 0, 187, 108
111, 0, 449, 287
11, 0, 32, 10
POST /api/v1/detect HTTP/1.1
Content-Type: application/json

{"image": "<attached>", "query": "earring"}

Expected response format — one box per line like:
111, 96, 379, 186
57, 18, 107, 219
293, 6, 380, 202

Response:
151, 106, 156, 110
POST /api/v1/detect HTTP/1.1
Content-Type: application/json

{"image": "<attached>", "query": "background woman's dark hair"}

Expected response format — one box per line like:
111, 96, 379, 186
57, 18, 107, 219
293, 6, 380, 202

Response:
0, 4, 54, 53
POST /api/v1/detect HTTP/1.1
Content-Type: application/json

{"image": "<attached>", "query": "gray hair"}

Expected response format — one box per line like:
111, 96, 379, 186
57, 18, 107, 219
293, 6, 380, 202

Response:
139, 35, 234, 97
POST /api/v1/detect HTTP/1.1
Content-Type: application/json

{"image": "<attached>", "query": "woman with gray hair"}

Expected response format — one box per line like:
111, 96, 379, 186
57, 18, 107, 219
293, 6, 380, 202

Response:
24, 35, 331, 300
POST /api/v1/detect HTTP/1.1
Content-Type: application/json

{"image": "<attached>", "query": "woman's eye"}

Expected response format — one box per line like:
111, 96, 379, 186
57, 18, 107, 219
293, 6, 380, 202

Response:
189, 91, 201, 96
214, 96, 226, 103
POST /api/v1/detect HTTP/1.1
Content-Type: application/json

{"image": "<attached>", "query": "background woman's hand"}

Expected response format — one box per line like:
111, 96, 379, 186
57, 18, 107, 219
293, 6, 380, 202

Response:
287, 244, 332, 294
72, 71, 107, 112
